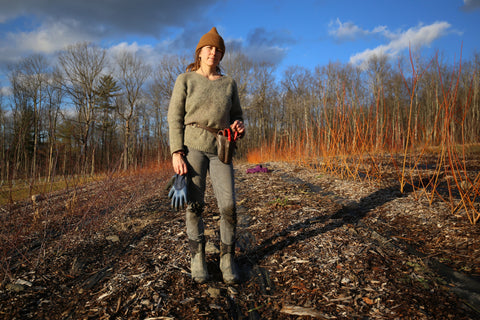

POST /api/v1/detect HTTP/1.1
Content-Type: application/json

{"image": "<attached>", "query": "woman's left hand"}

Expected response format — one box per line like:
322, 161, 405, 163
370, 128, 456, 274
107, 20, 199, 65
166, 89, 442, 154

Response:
231, 120, 245, 137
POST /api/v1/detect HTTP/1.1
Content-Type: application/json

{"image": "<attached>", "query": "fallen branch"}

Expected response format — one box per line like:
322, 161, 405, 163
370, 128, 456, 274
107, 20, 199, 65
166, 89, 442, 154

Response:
280, 305, 336, 319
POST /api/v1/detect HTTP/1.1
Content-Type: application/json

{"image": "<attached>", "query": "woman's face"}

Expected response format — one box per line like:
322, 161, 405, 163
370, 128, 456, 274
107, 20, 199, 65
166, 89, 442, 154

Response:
199, 46, 223, 68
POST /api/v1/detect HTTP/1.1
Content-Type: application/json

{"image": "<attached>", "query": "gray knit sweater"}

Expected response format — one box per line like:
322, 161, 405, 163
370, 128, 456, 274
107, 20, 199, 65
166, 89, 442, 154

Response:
167, 72, 243, 155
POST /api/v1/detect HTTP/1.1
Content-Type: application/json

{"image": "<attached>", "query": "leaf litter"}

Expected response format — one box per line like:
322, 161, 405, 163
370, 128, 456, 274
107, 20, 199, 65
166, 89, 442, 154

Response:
0, 161, 479, 319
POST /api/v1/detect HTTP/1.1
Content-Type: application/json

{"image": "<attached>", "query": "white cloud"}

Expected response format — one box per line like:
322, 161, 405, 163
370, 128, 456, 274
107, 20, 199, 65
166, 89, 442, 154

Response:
0, 19, 98, 72
329, 18, 410, 42
329, 19, 369, 41
349, 46, 391, 68
109, 42, 154, 56
107, 42, 160, 68
7, 19, 94, 54
389, 22, 451, 50
348, 21, 453, 67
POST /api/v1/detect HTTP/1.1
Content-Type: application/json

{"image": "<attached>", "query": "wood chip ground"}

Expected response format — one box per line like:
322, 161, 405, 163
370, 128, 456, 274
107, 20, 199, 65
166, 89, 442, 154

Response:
1, 162, 479, 319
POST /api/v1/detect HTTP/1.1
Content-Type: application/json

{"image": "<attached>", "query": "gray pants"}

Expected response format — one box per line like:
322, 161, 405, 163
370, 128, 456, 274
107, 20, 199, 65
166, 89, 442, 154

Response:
185, 149, 237, 245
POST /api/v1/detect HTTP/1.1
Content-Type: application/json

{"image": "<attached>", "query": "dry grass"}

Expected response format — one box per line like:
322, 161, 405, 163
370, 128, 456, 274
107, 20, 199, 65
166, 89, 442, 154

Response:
0, 160, 172, 282
0, 175, 101, 206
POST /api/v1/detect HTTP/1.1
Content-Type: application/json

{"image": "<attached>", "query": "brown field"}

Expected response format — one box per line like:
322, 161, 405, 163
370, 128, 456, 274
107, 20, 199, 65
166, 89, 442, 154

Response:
1, 157, 479, 319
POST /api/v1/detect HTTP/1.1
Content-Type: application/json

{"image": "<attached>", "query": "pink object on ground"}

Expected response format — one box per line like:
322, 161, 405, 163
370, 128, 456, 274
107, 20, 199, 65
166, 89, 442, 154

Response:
246, 165, 270, 173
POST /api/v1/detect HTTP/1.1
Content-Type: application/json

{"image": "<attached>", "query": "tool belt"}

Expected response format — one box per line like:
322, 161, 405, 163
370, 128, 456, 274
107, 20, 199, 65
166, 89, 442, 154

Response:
186, 123, 237, 164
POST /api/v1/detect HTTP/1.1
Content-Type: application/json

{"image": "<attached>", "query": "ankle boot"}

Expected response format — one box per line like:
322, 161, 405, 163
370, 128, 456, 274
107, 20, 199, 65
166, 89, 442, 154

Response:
189, 239, 209, 283
220, 242, 239, 284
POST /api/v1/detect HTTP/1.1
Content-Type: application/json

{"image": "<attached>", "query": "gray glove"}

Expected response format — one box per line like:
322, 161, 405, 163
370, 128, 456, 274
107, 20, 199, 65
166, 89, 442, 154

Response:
168, 174, 188, 211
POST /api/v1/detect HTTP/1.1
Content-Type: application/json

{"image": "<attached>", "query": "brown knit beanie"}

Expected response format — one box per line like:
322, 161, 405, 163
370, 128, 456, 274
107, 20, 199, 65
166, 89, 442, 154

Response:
195, 27, 225, 59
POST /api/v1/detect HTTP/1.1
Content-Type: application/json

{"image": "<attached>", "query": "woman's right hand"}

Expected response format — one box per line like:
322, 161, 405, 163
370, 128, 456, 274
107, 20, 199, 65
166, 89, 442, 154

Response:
172, 152, 188, 175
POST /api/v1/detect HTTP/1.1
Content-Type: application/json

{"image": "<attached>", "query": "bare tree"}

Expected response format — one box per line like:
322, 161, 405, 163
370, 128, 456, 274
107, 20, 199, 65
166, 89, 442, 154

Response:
7, 54, 52, 180
114, 50, 151, 170
44, 68, 64, 181
221, 49, 259, 155
472, 52, 480, 142
148, 55, 186, 162
9, 65, 34, 178
222, 50, 253, 104
0, 90, 6, 181
281, 66, 315, 149
58, 42, 106, 175
389, 54, 411, 149
246, 62, 278, 150
365, 54, 391, 149
458, 52, 480, 142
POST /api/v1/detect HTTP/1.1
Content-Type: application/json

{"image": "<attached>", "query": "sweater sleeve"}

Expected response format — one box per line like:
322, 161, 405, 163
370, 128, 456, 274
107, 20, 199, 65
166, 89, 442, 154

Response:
167, 74, 187, 154
230, 80, 243, 124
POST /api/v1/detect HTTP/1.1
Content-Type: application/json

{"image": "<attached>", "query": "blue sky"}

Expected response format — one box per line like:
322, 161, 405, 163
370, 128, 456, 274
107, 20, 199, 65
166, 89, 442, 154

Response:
0, 0, 479, 90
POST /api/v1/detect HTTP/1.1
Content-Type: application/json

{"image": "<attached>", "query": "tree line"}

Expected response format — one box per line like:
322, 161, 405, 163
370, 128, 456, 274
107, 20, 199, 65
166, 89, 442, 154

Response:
0, 42, 479, 183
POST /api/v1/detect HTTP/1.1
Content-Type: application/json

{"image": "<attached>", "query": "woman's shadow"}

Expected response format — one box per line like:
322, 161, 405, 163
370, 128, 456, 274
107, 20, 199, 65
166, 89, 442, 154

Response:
236, 183, 412, 284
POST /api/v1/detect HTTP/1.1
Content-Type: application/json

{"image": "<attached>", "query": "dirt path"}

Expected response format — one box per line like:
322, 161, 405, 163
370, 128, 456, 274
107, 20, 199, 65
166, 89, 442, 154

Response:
1, 162, 479, 319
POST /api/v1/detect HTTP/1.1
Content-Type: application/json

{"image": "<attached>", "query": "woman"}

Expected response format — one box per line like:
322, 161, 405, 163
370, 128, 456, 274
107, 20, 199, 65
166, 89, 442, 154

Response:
167, 27, 245, 284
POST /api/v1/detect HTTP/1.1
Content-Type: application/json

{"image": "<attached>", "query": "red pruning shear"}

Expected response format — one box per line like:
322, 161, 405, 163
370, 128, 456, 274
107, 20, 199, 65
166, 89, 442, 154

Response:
220, 128, 239, 142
